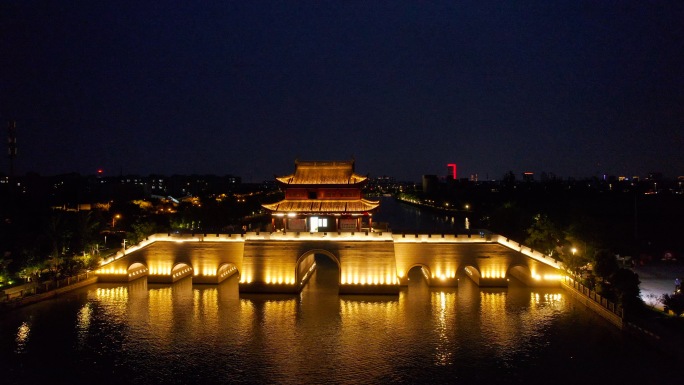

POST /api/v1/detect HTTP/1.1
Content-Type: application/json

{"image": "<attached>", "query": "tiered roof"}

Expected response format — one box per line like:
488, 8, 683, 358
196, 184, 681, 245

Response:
262, 199, 379, 213
264, 159, 379, 214
275, 160, 367, 185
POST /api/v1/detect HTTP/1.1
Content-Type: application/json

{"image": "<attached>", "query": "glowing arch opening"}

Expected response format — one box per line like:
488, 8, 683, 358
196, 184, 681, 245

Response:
406, 264, 432, 286
171, 263, 193, 280
296, 249, 341, 286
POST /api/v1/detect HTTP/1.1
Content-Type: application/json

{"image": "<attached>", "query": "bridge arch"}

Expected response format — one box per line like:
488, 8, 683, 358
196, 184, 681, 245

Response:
171, 262, 193, 282
295, 249, 341, 287
508, 264, 540, 286
463, 265, 482, 285
404, 264, 432, 286
217, 263, 239, 282
127, 262, 148, 281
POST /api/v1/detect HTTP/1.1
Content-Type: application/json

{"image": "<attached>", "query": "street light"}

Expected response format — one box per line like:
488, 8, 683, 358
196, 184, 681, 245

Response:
571, 247, 577, 255
112, 214, 121, 228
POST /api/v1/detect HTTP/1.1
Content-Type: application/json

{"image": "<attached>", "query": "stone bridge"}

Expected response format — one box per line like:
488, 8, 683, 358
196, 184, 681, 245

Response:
95, 232, 563, 294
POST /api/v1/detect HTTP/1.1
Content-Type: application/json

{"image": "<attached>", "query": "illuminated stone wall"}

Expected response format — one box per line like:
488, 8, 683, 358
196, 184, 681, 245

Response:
394, 241, 561, 288
97, 234, 244, 284
240, 239, 399, 294
95, 232, 562, 292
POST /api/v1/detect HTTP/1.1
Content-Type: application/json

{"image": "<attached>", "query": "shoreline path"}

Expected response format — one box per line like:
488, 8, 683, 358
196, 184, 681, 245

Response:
634, 261, 684, 310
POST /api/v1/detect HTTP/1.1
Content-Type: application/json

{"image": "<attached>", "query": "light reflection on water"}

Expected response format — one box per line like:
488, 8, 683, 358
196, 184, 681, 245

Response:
0, 260, 679, 385
14, 322, 30, 354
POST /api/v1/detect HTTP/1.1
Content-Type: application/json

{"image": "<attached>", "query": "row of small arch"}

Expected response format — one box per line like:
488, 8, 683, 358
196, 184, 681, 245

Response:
120, 248, 536, 284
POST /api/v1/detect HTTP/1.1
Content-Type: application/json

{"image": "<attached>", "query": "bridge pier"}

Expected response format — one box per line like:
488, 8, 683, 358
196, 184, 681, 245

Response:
238, 282, 300, 294
428, 277, 459, 288
339, 284, 400, 295
464, 266, 508, 287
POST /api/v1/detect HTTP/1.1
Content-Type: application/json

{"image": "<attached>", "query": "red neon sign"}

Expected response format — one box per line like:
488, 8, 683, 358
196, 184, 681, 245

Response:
447, 163, 457, 180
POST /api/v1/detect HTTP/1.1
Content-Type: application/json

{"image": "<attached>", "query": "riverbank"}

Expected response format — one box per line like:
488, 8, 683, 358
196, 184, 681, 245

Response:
394, 195, 463, 215
0, 275, 98, 312
634, 260, 684, 310
618, 260, 684, 362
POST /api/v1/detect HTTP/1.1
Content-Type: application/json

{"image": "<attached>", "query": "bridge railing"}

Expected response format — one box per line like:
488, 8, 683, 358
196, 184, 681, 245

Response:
2, 272, 92, 302
491, 234, 563, 270
562, 276, 624, 319
253, 231, 393, 240
391, 232, 488, 241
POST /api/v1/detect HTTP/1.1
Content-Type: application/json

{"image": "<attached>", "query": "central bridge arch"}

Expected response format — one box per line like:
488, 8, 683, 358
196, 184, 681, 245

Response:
295, 249, 342, 288
405, 264, 433, 286
296, 249, 341, 290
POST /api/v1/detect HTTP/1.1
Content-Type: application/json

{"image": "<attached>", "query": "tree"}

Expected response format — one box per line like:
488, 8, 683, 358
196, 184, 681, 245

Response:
489, 201, 530, 241
45, 213, 71, 259
72, 211, 101, 255
525, 214, 566, 257
19, 256, 47, 283
127, 221, 157, 245
662, 292, 684, 316
593, 250, 619, 280
560, 246, 591, 276
611, 268, 642, 312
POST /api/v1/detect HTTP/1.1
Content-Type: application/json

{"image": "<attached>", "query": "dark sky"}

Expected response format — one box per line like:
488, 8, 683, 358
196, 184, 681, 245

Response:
1, 1, 683, 182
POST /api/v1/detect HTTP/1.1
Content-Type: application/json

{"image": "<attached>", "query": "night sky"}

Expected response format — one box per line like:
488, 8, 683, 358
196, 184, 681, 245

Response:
2, 1, 683, 182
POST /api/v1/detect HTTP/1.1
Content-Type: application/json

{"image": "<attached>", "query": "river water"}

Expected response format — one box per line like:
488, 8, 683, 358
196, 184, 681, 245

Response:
373, 197, 466, 233
1, 199, 681, 384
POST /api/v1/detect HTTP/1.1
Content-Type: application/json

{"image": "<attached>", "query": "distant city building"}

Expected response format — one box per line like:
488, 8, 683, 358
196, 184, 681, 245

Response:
647, 172, 663, 181
422, 175, 439, 194
539, 171, 559, 182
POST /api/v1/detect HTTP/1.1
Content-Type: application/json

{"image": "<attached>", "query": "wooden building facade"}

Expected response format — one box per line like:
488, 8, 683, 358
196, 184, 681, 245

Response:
262, 160, 380, 232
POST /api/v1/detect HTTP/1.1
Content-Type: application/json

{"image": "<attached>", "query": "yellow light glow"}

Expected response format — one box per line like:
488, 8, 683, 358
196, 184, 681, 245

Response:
16, 322, 30, 347
97, 267, 128, 275
543, 274, 562, 281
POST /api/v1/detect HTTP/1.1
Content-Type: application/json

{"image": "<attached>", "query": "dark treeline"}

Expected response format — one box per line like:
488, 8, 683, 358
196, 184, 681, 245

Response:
403, 175, 684, 317
0, 175, 271, 288
412, 177, 684, 260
